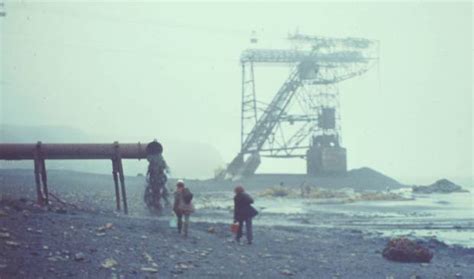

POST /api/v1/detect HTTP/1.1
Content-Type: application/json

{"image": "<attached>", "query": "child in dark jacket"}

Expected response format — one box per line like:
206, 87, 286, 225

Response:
233, 185, 258, 244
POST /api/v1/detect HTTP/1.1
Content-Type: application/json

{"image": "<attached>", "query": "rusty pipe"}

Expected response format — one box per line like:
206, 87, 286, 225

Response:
0, 142, 149, 160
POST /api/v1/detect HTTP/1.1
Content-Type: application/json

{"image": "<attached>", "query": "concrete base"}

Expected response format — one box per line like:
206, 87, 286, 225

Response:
307, 146, 347, 176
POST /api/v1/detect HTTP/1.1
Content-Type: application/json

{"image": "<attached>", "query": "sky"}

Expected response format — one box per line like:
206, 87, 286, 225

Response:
0, 1, 472, 184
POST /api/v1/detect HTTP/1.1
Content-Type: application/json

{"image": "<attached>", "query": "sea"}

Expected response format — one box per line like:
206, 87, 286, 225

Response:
195, 181, 474, 248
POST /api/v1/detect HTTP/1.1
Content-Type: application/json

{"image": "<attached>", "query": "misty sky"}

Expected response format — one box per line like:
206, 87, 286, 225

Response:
0, 1, 472, 184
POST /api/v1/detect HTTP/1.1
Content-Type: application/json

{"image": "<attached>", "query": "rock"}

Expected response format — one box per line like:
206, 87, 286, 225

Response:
382, 238, 433, 263
97, 223, 113, 232
141, 267, 158, 273
0, 210, 8, 217
5, 241, 20, 247
280, 269, 294, 276
48, 256, 67, 262
413, 179, 468, 194
143, 252, 154, 262
0, 232, 10, 239
207, 227, 216, 234
171, 269, 184, 274
55, 208, 67, 214
176, 263, 189, 269
74, 252, 85, 261
101, 258, 118, 269
22, 210, 30, 217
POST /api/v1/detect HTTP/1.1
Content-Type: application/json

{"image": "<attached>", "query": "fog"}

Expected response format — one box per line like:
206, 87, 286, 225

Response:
0, 1, 472, 184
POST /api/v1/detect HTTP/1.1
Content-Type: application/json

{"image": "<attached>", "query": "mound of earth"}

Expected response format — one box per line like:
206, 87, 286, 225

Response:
230, 167, 405, 192
412, 179, 468, 194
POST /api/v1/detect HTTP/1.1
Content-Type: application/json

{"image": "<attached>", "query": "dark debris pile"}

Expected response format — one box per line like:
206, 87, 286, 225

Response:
382, 237, 433, 263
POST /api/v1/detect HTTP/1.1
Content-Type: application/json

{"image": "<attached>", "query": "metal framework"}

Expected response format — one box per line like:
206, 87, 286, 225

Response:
224, 33, 378, 179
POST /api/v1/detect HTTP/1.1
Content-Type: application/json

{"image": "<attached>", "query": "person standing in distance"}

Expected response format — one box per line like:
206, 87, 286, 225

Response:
233, 185, 258, 245
173, 180, 194, 237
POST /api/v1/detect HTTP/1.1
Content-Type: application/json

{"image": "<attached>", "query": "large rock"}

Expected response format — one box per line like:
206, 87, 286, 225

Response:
382, 238, 433, 263
413, 179, 468, 194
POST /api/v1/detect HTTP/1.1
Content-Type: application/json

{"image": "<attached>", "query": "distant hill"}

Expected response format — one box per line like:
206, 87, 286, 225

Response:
0, 125, 224, 179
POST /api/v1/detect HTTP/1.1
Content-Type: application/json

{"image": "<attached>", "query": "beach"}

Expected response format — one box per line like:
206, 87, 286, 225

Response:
1, 169, 473, 278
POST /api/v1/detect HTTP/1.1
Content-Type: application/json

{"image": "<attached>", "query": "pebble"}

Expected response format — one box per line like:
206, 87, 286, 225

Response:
101, 258, 118, 269
48, 256, 67, 262
141, 267, 158, 273
5, 241, 20, 247
280, 269, 294, 276
74, 252, 85, 261
96, 223, 113, 232
0, 232, 10, 238
55, 208, 67, 214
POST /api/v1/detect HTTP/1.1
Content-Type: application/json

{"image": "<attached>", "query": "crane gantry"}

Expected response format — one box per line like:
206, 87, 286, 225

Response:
223, 33, 379, 180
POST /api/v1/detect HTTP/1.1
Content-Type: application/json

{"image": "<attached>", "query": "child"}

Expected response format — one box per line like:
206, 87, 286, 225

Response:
173, 180, 194, 237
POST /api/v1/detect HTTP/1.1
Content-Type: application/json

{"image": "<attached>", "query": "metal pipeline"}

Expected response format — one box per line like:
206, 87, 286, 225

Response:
0, 141, 162, 214
0, 142, 148, 160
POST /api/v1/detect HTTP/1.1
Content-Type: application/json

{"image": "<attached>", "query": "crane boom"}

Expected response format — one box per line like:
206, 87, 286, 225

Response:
226, 67, 302, 178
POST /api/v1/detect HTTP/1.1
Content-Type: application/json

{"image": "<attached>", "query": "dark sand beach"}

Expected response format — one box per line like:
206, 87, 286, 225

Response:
1, 169, 473, 278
